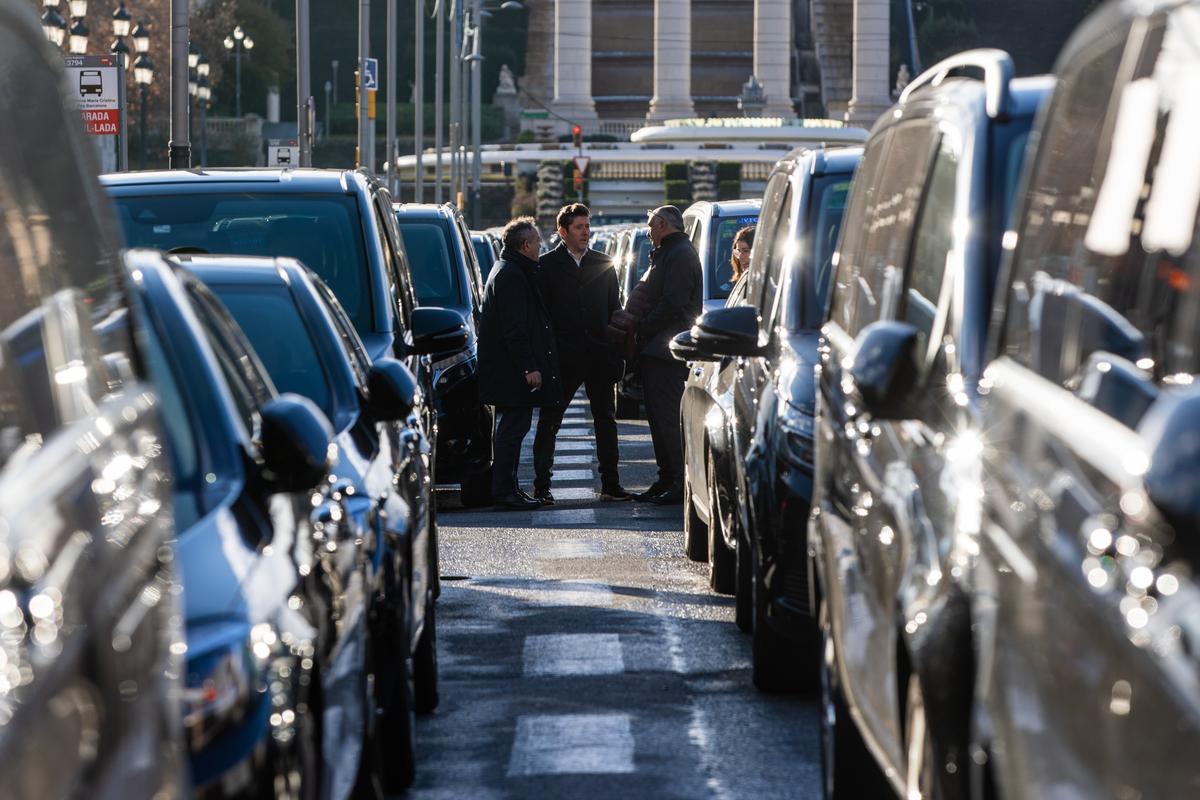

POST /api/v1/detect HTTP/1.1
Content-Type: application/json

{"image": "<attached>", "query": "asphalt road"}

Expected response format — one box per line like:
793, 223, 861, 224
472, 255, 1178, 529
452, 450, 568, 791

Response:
401, 394, 823, 799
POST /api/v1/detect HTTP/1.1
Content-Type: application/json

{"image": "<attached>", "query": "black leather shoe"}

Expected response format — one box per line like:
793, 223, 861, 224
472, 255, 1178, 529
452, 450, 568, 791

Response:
600, 485, 633, 501
518, 489, 539, 504
494, 493, 542, 510
648, 486, 684, 505
533, 489, 555, 505
634, 482, 668, 502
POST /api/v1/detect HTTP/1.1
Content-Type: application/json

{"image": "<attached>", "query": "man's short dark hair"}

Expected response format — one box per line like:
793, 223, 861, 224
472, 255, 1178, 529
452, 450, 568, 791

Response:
556, 203, 590, 232
502, 217, 539, 252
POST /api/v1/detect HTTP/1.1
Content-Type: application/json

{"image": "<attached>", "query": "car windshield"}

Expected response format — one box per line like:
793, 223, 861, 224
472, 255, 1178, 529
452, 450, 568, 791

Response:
397, 220, 465, 307
209, 285, 336, 422
110, 192, 373, 333
709, 213, 760, 299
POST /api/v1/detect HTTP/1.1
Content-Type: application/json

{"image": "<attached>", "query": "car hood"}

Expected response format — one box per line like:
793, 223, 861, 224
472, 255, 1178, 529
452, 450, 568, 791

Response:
776, 331, 821, 416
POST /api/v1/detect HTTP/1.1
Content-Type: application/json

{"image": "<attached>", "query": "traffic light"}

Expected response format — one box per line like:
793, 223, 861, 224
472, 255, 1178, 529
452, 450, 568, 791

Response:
571, 124, 582, 148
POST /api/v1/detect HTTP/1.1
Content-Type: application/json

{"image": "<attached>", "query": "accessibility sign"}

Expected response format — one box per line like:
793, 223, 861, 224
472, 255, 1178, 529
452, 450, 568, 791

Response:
363, 57, 379, 91
64, 54, 122, 135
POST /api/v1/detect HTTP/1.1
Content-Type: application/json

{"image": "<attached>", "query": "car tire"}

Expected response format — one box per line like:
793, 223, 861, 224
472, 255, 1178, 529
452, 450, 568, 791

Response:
734, 513, 753, 634
413, 588, 439, 715
751, 545, 807, 693
684, 462, 709, 562
460, 465, 492, 508
373, 588, 416, 792
706, 449, 735, 594
818, 601, 889, 799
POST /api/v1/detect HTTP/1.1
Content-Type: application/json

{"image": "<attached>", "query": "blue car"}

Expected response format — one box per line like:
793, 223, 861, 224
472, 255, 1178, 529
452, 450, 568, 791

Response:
181, 254, 450, 789
120, 249, 379, 799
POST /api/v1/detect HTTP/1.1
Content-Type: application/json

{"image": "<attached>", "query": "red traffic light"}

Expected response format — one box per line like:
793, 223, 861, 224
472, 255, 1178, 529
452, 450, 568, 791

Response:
571, 125, 581, 136
571, 124, 583, 147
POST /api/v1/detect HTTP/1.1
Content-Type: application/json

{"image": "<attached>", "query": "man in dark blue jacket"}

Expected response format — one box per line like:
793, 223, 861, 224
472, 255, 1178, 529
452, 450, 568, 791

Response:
478, 217, 561, 510
634, 205, 702, 504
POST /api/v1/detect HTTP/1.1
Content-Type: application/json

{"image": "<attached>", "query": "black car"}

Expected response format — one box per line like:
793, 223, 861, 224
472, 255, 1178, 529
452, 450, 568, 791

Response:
470, 230, 500, 283
674, 146, 859, 694
395, 203, 494, 506
120, 249, 380, 798
100, 168, 453, 469
182, 255, 454, 789
682, 198, 762, 313
970, 3, 1200, 796
0, 4, 183, 797
614, 227, 653, 418
810, 54, 1049, 797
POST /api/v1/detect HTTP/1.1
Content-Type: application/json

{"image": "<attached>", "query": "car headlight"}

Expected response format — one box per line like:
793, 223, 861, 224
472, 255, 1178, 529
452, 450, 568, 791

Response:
182, 641, 256, 753
775, 406, 815, 467
431, 349, 475, 389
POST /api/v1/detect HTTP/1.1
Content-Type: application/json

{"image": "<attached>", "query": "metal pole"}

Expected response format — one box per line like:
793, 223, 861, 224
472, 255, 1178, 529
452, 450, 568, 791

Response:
200, 101, 208, 165
358, 0, 370, 169
448, 0, 460, 205
118, 59, 128, 171
139, 83, 147, 169
325, 80, 332, 141
168, 0, 190, 167
414, 0, 424, 202
297, 0, 312, 165
332, 59, 339, 103
904, 0, 922, 74
434, 0, 444, 203
470, 0, 481, 228
459, 22, 469, 203
387, 0, 396, 191
235, 45, 242, 118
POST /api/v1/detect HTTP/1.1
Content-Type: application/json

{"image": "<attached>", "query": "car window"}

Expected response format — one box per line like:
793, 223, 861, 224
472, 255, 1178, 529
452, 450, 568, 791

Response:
905, 135, 959, 362
372, 194, 416, 332
709, 214, 760, 300
807, 176, 853, 327
829, 123, 938, 336
397, 220, 463, 307
747, 172, 790, 313
210, 285, 336, 422
112, 192, 374, 333
758, 186, 795, 332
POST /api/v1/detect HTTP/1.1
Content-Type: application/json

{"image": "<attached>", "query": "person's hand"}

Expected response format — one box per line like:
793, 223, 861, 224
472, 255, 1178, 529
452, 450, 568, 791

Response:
525, 370, 543, 389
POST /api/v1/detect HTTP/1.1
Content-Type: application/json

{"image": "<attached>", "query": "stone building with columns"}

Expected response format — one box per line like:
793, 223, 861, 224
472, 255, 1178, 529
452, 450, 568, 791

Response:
519, 0, 894, 135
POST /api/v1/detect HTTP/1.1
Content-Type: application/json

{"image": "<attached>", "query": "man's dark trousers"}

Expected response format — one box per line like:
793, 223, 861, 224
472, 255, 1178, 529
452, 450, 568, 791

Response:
492, 406, 534, 498
640, 355, 688, 487
532, 358, 620, 493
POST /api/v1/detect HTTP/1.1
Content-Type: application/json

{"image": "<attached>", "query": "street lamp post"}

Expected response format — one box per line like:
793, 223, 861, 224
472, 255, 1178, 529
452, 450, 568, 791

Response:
223, 25, 254, 118
134, 53, 153, 169
111, 1, 131, 67
41, 0, 66, 46
198, 75, 210, 166
67, 0, 88, 54
324, 80, 332, 142
331, 59, 339, 104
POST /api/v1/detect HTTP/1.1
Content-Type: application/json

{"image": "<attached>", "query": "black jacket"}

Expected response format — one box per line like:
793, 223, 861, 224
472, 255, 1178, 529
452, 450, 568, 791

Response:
637, 231, 703, 360
537, 244, 623, 380
478, 248, 562, 408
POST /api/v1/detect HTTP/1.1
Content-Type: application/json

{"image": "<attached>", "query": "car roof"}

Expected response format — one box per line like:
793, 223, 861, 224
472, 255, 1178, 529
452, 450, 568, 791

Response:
101, 167, 362, 194
172, 254, 304, 288
710, 199, 763, 217
394, 202, 456, 220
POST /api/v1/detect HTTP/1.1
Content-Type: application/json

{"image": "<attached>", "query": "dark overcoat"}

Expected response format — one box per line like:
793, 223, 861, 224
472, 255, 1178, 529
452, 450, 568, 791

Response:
636, 230, 703, 360
536, 244, 623, 381
478, 248, 562, 408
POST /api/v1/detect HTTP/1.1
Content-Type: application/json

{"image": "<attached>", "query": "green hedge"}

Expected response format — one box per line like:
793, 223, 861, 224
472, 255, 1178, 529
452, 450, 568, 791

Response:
664, 179, 691, 202
718, 180, 742, 200
716, 162, 742, 181
663, 162, 688, 181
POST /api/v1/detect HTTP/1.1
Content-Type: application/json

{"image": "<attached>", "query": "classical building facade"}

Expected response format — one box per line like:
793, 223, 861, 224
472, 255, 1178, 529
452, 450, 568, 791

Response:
520, 0, 893, 134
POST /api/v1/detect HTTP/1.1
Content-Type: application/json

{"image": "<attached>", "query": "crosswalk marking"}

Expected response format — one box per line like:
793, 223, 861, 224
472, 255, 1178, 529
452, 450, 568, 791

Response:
541, 539, 603, 558
554, 440, 593, 452
549, 454, 593, 464
523, 633, 624, 676
547, 468, 593, 481
544, 487, 597, 500
507, 713, 636, 776
543, 580, 613, 607
557, 427, 592, 437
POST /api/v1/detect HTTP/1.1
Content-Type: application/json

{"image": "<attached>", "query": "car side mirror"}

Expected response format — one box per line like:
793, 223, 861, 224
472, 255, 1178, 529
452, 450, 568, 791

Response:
1140, 386, 1200, 534
259, 393, 335, 492
850, 320, 921, 420
691, 306, 764, 358
367, 357, 419, 421
412, 306, 469, 357
669, 329, 716, 363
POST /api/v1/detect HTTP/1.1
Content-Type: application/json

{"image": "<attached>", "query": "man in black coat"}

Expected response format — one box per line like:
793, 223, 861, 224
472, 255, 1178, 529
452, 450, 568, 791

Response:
633, 205, 702, 504
478, 217, 561, 510
531, 203, 631, 504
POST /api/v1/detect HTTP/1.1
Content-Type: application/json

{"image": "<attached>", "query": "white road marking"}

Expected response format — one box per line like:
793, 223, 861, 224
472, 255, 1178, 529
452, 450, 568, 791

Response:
507, 714, 635, 776
557, 427, 593, 437
544, 580, 614, 607
554, 441, 593, 452
541, 539, 603, 558
551, 454, 593, 464
537, 508, 598, 524
548, 469, 594, 481
523, 633, 624, 676
546, 487, 597, 500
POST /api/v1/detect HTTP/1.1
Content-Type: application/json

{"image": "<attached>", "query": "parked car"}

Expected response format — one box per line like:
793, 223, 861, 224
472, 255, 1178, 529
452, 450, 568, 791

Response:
673, 146, 860, 694
182, 254, 457, 789
470, 230, 500, 283
119, 249, 375, 798
0, 5, 184, 797
809, 52, 1049, 797
100, 168, 446, 466
968, 4, 1200, 796
395, 204, 494, 506
614, 227, 654, 418
682, 198, 762, 312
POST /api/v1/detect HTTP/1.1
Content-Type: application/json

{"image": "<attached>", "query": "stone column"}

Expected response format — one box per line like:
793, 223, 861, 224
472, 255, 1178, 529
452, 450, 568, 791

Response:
646, 0, 694, 123
846, 0, 892, 127
753, 0, 795, 118
552, 0, 597, 126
